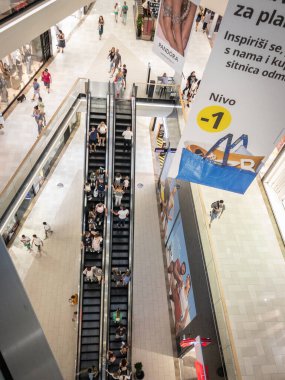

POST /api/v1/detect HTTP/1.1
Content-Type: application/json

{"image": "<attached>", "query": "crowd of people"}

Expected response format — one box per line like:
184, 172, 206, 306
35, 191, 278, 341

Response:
107, 47, 128, 98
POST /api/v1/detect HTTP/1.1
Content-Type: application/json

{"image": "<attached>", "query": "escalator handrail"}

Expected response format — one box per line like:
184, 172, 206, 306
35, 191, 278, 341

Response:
75, 81, 91, 378
127, 90, 136, 367
98, 89, 111, 377
100, 82, 116, 380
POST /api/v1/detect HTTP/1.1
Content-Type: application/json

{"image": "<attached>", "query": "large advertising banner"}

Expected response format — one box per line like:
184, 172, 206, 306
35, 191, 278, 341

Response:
153, 0, 200, 73
169, 0, 285, 194
166, 214, 197, 336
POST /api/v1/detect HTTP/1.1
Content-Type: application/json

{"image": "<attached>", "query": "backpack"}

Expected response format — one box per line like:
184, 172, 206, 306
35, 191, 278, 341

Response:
211, 201, 219, 208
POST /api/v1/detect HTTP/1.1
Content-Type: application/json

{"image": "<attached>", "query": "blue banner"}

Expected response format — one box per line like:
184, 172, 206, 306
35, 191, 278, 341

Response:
177, 149, 257, 194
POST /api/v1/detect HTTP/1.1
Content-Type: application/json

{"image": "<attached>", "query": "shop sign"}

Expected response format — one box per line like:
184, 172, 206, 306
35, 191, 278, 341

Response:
169, 0, 285, 194
153, 0, 200, 73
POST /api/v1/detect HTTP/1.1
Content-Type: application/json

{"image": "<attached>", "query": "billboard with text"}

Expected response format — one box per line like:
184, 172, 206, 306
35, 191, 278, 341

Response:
169, 0, 285, 194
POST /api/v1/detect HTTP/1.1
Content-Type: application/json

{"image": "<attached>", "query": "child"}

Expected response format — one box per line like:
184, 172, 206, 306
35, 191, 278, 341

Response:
123, 176, 129, 191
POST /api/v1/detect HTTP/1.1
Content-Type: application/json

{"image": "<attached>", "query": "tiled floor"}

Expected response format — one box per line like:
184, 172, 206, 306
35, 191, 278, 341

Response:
133, 117, 176, 379
9, 117, 85, 379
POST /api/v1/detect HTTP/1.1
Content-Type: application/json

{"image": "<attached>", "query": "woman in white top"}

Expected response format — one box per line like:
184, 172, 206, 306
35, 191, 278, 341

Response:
97, 121, 107, 146
92, 232, 103, 253
83, 266, 96, 282
113, 186, 124, 206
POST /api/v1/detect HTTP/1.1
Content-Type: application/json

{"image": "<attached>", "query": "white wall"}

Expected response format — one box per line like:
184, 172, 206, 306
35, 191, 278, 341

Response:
200, 0, 228, 16
0, 0, 93, 59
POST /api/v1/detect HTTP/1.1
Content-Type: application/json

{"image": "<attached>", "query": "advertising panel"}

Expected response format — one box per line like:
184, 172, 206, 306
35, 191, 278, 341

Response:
153, 0, 200, 73
166, 214, 197, 336
160, 177, 180, 242
169, 0, 285, 194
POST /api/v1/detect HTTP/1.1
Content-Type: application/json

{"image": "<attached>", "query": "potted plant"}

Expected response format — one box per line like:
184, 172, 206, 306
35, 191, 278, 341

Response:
137, 15, 143, 38
134, 362, 145, 379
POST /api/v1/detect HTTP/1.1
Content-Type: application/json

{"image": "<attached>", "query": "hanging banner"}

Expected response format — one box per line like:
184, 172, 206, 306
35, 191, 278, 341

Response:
169, 0, 285, 194
153, 0, 200, 73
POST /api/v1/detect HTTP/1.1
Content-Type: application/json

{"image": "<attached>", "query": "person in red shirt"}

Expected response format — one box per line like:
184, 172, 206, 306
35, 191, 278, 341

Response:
41, 68, 52, 93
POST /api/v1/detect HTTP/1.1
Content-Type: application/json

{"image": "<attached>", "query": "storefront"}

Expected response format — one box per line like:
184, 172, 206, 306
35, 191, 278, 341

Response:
261, 137, 285, 244
0, 31, 51, 113
50, 9, 85, 56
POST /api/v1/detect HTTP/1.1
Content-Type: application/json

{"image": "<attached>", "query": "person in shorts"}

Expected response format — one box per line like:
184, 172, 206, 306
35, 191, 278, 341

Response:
41, 68, 52, 93
97, 121, 107, 146
21, 234, 32, 252
31, 78, 40, 101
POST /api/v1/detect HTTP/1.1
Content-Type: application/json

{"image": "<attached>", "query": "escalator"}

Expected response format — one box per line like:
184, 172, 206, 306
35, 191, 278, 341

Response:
77, 97, 108, 377
107, 99, 133, 377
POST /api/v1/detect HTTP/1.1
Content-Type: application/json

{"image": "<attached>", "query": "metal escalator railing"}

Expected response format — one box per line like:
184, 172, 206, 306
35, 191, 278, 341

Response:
76, 83, 91, 378
105, 96, 133, 380
76, 84, 110, 378
127, 86, 136, 368
101, 82, 115, 380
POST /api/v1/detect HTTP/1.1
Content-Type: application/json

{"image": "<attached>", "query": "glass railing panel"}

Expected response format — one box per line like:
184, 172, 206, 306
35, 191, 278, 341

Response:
0, 78, 87, 219
89, 81, 110, 98
133, 82, 181, 102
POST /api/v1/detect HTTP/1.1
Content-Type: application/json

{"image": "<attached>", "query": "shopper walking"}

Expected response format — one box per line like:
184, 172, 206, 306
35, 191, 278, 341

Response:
107, 47, 116, 73
202, 11, 212, 33
114, 3, 119, 23
43, 221, 53, 239
111, 49, 122, 77
122, 126, 133, 151
31, 78, 40, 101
32, 234, 43, 254
41, 68, 51, 93
37, 97, 46, 125
57, 29, 66, 53
209, 200, 225, 227
0, 112, 5, 133
122, 64, 127, 89
20, 234, 32, 252
114, 68, 125, 98
121, 1, 129, 25
182, 71, 197, 95
98, 16, 104, 40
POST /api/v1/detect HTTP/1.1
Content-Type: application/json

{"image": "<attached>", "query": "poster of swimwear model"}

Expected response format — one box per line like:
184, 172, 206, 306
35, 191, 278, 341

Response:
166, 214, 197, 336
153, 0, 200, 73
169, 0, 285, 193
160, 178, 180, 242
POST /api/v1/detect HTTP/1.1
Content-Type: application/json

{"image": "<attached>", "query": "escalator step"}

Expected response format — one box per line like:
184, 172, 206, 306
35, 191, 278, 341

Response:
81, 345, 99, 353
82, 336, 100, 345
81, 352, 99, 361
82, 321, 100, 328
82, 313, 100, 321
83, 305, 101, 313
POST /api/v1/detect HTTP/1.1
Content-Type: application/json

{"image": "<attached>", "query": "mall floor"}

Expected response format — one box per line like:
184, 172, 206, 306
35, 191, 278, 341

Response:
3, 1, 211, 379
